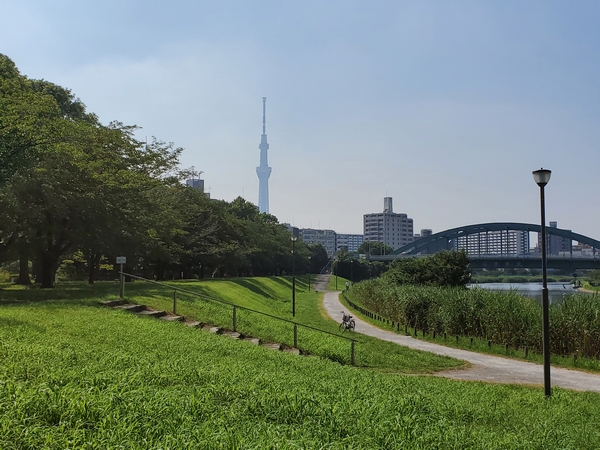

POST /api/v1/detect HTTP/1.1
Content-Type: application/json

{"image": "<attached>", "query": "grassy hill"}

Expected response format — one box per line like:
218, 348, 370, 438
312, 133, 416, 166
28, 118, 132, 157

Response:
1, 278, 600, 448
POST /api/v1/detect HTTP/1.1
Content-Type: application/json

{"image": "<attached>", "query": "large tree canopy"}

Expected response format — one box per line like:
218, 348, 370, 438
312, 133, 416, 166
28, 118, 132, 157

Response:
0, 54, 306, 286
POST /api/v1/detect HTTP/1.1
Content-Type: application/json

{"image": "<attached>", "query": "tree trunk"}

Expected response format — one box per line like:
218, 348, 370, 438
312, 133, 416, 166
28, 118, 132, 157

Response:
87, 251, 102, 284
16, 254, 31, 285
39, 255, 56, 288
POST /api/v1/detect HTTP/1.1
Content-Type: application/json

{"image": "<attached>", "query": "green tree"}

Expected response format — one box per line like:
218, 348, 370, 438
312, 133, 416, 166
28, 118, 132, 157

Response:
384, 250, 471, 288
358, 241, 393, 256
0, 55, 84, 186
308, 244, 329, 274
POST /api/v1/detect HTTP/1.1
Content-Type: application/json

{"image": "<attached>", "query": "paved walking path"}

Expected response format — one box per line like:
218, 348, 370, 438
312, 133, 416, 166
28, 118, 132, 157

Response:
316, 275, 600, 393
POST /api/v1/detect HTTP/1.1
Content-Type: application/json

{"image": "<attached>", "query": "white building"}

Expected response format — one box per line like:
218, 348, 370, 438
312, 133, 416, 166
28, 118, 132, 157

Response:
456, 230, 529, 255
363, 197, 414, 250
299, 228, 337, 258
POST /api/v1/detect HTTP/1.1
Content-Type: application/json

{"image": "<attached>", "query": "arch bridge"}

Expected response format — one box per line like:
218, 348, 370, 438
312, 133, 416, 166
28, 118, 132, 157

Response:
369, 222, 600, 270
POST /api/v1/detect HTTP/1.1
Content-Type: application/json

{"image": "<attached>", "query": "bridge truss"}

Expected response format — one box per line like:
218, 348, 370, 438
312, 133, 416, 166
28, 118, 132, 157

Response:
369, 222, 600, 270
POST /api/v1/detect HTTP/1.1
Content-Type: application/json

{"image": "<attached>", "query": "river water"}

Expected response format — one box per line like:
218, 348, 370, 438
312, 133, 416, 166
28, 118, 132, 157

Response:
467, 282, 582, 304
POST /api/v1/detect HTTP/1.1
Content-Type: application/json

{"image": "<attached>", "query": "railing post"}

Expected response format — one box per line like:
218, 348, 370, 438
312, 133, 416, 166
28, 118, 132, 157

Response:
173, 290, 177, 315
294, 323, 298, 348
119, 264, 124, 299
233, 306, 237, 332
351, 341, 355, 366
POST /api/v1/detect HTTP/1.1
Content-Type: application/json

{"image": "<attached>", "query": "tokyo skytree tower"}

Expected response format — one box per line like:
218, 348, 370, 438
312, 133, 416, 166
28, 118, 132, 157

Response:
256, 97, 272, 214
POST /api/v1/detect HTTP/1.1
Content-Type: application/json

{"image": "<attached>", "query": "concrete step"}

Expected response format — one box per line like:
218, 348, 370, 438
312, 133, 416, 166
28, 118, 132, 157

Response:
283, 348, 301, 355
100, 299, 128, 307
114, 304, 146, 313
262, 343, 282, 351
206, 326, 223, 335
222, 331, 241, 339
137, 309, 167, 318
243, 337, 261, 345
185, 321, 203, 328
160, 314, 185, 322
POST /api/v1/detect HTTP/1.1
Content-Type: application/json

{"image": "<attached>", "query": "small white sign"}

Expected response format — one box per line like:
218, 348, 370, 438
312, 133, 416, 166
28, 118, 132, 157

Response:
116, 256, 126, 264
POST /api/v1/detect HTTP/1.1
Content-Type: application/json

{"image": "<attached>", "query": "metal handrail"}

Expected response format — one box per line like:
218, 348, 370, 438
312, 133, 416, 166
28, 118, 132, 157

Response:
118, 272, 357, 363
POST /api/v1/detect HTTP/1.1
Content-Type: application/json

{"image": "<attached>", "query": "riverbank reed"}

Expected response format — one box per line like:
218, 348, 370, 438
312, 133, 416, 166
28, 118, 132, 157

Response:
351, 278, 600, 359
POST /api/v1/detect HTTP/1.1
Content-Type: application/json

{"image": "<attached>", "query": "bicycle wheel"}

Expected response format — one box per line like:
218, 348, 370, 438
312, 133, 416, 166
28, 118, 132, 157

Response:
339, 322, 346, 332
348, 320, 356, 331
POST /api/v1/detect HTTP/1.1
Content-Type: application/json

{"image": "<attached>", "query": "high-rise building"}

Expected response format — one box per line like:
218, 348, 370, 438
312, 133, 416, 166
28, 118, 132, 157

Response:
256, 97, 271, 214
363, 197, 414, 250
420, 229, 433, 238
185, 177, 210, 199
537, 221, 572, 256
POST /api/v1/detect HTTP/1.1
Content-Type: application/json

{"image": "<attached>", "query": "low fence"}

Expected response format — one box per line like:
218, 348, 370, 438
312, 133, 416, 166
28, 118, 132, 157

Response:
119, 272, 357, 365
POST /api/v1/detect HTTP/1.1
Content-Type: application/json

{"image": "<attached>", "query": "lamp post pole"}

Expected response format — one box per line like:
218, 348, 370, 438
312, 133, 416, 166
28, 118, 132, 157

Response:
335, 259, 338, 290
307, 256, 312, 292
291, 236, 297, 317
350, 259, 354, 284
533, 168, 552, 398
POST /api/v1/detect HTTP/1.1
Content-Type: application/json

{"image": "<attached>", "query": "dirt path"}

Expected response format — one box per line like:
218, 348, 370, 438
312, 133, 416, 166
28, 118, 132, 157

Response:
316, 275, 600, 393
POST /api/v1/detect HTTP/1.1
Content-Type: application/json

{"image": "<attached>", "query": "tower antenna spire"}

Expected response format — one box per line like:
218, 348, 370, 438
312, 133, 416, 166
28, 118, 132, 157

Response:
256, 97, 272, 214
262, 97, 267, 135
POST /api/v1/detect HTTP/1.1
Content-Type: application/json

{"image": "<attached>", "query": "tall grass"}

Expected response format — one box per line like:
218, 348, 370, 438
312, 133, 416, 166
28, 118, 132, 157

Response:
352, 278, 600, 359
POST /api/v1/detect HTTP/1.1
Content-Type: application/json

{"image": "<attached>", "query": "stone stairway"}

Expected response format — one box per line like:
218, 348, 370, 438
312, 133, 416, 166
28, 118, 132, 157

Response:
100, 299, 301, 355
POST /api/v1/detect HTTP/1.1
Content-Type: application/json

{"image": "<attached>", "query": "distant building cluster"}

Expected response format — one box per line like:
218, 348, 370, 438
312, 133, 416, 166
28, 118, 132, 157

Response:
285, 196, 430, 258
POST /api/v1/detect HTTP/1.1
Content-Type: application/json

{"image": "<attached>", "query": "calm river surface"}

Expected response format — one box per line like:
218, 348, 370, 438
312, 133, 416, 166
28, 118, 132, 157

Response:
468, 282, 581, 304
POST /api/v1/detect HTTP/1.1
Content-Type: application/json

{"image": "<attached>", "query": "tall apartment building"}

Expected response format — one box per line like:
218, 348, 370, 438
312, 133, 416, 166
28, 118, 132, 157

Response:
363, 197, 414, 250
336, 234, 364, 254
420, 229, 433, 238
537, 221, 572, 256
299, 228, 337, 258
455, 230, 529, 255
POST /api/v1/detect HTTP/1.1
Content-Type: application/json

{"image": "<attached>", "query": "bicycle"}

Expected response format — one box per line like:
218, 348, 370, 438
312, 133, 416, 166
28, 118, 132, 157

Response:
339, 311, 356, 332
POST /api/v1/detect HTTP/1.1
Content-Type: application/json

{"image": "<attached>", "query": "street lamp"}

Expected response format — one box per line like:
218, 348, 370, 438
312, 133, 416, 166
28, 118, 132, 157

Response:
307, 255, 312, 292
291, 236, 297, 317
350, 259, 354, 284
533, 167, 552, 398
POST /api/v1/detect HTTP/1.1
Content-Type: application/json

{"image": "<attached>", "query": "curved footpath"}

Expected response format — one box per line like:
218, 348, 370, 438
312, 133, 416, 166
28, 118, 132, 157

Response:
316, 276, 600, 393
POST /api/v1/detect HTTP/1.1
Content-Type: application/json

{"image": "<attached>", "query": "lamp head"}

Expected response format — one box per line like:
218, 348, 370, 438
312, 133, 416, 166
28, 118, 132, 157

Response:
291, 236, 298, 242
532, 168, 552, 187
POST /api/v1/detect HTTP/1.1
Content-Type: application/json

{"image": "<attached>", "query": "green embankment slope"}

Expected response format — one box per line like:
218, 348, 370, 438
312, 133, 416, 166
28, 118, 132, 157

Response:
1, 279, 599, 448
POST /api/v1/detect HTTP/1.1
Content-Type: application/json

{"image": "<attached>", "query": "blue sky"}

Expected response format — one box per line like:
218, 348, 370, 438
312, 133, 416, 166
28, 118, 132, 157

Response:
3, 1, 600, 237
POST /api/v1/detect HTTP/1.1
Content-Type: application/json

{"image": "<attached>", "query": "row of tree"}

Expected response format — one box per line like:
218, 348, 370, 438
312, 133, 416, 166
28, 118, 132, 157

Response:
0, 54, 329, 287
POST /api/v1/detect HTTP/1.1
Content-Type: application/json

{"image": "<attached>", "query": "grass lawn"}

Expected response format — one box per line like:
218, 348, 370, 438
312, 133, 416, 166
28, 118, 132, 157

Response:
1, 294, 600, 449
